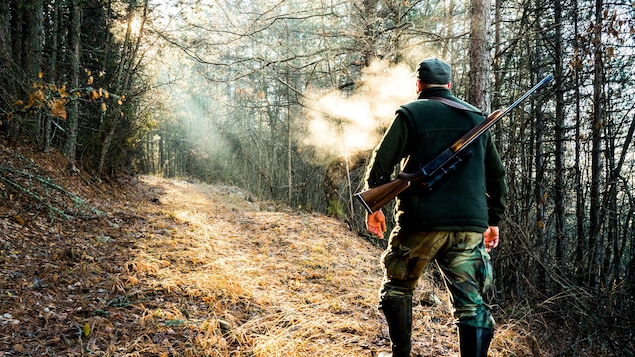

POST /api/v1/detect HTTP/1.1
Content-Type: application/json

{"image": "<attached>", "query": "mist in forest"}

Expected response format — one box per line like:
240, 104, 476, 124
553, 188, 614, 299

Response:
301, 60, 416, 159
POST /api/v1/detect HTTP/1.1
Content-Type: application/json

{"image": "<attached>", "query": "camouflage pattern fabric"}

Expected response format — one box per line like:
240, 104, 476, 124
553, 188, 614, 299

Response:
379, 229, 495, 329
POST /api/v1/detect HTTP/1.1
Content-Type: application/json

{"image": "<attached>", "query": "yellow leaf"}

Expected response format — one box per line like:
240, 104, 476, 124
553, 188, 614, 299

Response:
87, 76, 94, 85
83, 323, 90, 337
13, 215, 25, 225
49, 99, 67, 119
101, 102, 107, 112
26, 90, 45, 109
38, 71, 43, 79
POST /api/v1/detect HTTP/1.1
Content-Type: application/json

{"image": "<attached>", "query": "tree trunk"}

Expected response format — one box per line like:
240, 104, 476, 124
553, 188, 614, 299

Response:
588, 0, 604, 289
43, 1, 61, 154
25, 0, 43, 81
553, 0, 566, 264
532, 0, 545, 282
0, 1, 13, 108
9, 0, 23, 71
65, 0, 81, 172
573, 0, 585, 282
467, 0, 490, 112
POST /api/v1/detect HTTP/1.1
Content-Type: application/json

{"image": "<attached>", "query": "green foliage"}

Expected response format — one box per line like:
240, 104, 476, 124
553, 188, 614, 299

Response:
326, 198, 345, 220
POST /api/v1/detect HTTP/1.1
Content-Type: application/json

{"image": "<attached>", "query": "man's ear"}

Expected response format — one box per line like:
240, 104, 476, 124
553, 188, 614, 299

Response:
416, 79, 423, 93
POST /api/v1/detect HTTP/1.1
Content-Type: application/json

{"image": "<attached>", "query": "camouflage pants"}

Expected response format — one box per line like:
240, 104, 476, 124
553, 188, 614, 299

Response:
379, 229, 495, 328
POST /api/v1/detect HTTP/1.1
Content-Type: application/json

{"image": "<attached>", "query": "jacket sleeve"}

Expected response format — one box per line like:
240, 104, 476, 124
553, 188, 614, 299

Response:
363, 113, 411, 189
484, 134, 508, 225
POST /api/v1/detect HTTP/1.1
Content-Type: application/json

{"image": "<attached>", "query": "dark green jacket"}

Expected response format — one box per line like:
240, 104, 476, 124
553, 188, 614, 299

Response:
365, 87, 507, 232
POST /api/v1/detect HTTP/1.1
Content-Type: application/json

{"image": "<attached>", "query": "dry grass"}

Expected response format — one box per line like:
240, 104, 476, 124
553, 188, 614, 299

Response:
131, 177, 386, 356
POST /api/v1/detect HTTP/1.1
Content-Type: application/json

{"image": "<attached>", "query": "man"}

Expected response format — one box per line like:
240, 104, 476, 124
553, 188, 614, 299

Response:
363, 58, 508, 357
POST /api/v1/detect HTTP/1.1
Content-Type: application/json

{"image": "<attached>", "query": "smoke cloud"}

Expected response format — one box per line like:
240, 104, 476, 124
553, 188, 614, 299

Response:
301, 59, 417, 160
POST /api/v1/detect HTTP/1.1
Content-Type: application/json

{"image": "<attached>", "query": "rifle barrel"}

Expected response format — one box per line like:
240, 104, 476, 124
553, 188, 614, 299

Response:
500, 74, 554, 118
456, 74, 554, 152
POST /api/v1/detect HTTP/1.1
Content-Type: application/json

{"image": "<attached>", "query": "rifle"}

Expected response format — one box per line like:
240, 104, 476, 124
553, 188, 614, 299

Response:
355, 74, 554, 214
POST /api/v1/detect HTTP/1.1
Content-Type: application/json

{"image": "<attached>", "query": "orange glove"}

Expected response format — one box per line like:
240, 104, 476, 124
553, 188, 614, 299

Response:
367, 210, 387, 239
484, 226, 499, 252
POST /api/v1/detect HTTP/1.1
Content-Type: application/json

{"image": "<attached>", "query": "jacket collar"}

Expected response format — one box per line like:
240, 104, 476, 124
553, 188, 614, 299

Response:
417, 87, 454, 100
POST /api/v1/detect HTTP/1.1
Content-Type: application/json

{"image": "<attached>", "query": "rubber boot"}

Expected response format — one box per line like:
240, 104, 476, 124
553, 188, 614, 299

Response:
378, 295, 412, 357
458, 324, 493, 357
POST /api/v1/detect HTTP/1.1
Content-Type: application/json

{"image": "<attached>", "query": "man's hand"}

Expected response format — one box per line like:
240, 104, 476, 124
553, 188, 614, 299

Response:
367, 210, 387, 239
484, 226, 499, 252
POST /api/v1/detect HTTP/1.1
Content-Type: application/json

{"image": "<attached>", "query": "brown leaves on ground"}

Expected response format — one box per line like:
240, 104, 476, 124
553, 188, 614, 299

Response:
0, 141, 535, 356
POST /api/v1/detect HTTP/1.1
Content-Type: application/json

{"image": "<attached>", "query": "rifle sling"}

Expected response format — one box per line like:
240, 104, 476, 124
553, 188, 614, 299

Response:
428, 96, 482, 114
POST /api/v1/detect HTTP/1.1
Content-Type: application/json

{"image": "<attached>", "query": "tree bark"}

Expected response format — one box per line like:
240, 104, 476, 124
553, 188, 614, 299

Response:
573, 0, 585, 282
25, 0, 43, 82
65, 0, 81, 172
467, 0, 491, 112
43, 1, 61, 154
553, 0, 566, 263
588, 0, 604, 289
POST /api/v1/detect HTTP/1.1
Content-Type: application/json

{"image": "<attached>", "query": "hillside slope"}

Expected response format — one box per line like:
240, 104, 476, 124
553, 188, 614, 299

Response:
0, 142, 535, 356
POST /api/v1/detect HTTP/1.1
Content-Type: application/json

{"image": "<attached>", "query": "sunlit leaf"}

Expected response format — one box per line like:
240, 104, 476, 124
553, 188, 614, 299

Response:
26, 90, 45, 109
49, 99, 68, 119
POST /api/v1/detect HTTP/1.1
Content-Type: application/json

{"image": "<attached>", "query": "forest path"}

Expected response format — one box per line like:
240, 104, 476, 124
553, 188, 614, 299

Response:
126, 175, 458, 356
1, 148, 463, 356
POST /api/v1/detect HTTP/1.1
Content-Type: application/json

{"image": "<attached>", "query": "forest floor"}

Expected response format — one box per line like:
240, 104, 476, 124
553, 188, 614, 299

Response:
1, 140, 544, 356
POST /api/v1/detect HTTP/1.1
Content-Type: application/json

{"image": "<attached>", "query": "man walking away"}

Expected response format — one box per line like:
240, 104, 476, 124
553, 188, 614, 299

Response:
363, 58, 508, 357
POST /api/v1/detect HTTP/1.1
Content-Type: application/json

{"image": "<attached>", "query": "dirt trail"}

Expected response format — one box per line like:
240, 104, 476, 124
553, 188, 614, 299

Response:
127, 176, 458, 356
1, 158, 459, 356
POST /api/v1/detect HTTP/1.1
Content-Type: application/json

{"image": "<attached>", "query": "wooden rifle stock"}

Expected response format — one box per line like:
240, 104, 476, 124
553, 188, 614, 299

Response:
354, 171, 421, 214
355, 74, 554, 214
